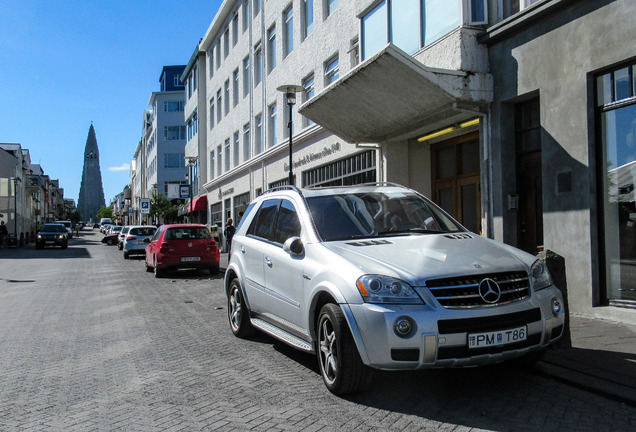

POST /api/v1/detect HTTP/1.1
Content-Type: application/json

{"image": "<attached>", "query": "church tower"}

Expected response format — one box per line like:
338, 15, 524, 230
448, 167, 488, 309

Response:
77, 124, 106, 222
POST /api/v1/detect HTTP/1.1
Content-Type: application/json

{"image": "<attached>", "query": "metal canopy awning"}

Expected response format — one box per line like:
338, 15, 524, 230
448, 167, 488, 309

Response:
299, 44, 492, 144
178, 195, 207, 216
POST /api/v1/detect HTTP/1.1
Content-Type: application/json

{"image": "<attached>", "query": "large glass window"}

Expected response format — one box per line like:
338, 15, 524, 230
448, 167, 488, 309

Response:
362, 1, 387, 61
163, 153, 185, 169
598, 63, 636, 304
361, 0, 461, 60
391, 0, 419, 55
423, 0, 459, 46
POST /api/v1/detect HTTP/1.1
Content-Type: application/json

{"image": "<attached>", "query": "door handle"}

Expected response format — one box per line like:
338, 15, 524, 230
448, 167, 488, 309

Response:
240, 245, 245, 254
265, 257, 272, 267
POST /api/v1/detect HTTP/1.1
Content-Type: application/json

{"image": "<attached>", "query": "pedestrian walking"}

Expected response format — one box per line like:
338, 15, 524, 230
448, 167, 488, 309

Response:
0, 221, 7, 248
224, 218, 236, 258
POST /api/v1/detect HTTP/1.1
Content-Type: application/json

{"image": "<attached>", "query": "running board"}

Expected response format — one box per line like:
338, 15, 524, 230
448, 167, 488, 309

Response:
250, 318, 314, 353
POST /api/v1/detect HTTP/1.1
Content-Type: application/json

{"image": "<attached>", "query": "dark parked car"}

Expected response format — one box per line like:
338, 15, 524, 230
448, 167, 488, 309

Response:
102, 225, 123, 245
35, 223, 68, 249
144, 224, 220, 277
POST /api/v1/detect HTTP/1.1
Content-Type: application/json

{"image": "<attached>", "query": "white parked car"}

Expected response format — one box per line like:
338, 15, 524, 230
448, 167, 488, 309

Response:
122, 225, 157, 259
224, 183, 565, 395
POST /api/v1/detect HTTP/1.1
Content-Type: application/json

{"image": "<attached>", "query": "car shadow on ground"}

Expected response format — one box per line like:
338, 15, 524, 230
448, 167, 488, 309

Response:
246, 331, 592, 429
126, 255, 225, 281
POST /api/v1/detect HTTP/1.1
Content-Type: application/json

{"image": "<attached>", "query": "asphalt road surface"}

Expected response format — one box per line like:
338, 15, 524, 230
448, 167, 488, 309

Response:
1, 230, 635, 431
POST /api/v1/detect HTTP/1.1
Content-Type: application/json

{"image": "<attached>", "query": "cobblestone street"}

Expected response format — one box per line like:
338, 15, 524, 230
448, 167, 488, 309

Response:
1, 231, 635, 431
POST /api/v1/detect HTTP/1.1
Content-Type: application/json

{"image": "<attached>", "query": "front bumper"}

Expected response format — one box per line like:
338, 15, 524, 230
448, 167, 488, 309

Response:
344, 286, 564, 370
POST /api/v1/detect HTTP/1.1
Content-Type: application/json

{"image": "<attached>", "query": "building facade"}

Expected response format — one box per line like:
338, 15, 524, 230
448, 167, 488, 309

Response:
482, 0, 636, 321
145, 66, 189, 211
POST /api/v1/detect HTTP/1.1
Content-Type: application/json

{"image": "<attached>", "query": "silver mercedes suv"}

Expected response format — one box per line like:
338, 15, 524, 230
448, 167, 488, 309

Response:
224, 183, 564, 394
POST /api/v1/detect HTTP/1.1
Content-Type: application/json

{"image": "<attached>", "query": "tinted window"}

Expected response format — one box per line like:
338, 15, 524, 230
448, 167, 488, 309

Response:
165, 227, 212, 240
273, 200, 301, 244
248, 199, 280, 240
130, 227, 156, 236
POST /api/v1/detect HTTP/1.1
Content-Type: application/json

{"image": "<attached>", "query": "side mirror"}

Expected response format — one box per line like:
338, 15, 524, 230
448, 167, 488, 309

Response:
143, 238, 151, 243
283, 237, 304, 257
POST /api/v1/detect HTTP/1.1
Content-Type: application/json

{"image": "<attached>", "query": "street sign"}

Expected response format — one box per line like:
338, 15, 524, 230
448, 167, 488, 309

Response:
179, 185, 191, 199
140, 199, 150, 214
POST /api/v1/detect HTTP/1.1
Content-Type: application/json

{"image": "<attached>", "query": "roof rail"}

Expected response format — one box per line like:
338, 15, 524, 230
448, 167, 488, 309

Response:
305, 182, 405, 190
263, 185, 303, 196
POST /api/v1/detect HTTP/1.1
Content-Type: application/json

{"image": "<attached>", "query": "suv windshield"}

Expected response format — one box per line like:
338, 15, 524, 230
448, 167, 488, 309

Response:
41, 224, 65, 233
306, 191, 464, 241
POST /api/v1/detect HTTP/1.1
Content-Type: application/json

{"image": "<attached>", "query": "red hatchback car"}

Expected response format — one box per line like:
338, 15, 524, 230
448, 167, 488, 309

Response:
144, 224, 220, 278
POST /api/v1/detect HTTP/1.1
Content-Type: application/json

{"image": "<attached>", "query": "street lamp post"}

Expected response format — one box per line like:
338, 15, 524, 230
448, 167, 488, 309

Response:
12, 177, 21, 238
277, 85, 304, 186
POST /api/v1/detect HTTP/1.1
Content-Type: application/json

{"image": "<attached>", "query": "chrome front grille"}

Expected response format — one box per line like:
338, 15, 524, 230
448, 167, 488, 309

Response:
426, 271, 530, 309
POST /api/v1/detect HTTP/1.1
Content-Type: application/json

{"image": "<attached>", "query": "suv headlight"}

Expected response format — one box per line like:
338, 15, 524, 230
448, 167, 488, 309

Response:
356, 275, 424, 304
530, 260, 552, 291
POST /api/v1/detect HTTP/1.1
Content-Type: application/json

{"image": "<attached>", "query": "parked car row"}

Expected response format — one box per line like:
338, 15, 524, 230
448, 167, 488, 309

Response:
101, 223, 220, 278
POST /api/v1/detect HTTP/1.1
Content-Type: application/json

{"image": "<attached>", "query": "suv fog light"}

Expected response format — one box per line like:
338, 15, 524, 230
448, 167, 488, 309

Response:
394, 316, 416, 338
551, 297, 562, 317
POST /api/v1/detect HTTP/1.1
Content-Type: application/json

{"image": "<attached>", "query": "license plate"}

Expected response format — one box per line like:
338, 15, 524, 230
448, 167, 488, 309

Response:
46, 241, 55, 244
181, 257, 201, 262
468, 326, 527, 348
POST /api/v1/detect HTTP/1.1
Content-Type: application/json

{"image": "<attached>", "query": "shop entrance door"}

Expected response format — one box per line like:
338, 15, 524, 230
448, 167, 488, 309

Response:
432, 132, 481, 234
515, 98, 543, 254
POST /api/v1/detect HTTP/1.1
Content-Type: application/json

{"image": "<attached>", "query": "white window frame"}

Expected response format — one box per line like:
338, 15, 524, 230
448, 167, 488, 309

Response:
324, 55, 339, 85
283, 6, 293, 58
243, 56, 251, 97
233, 68, 240, 107
267, 25, 277, 73
268, 103, 277, 147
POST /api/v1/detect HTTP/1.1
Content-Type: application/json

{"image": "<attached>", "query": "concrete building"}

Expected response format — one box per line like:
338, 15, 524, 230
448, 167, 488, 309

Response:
481, 0, 636, 321
187, 0, 635, 320
145, 66, 189, 215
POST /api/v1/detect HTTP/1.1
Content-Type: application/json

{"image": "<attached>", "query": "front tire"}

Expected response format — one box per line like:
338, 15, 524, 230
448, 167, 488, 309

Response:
317, 303, 374, 395
228, 279, 253, 338
145, 257, 152, 272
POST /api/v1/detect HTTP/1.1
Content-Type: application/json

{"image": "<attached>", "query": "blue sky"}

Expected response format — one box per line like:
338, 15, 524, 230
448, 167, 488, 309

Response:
0, 0, 222, 203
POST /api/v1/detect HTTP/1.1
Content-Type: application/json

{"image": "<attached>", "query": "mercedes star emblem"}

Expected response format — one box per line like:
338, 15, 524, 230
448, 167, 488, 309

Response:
478, 278, 501, 304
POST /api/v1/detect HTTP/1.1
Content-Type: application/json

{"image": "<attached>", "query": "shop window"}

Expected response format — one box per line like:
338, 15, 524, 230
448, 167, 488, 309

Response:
303, 150, 376, 187
597, 62, 636, 304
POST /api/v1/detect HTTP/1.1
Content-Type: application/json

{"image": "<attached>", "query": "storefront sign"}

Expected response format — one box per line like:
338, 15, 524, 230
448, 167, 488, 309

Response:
218, 187, 235, 200
285, 142, 341, 171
